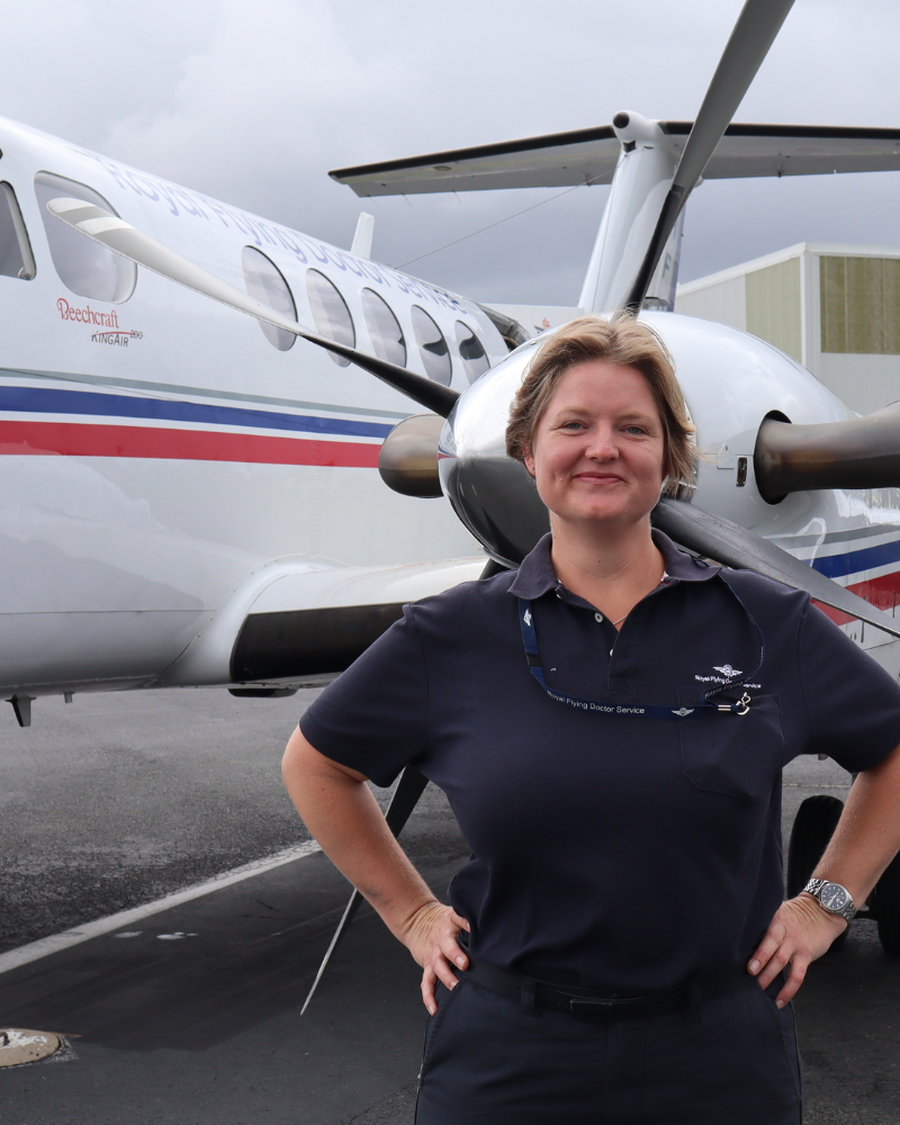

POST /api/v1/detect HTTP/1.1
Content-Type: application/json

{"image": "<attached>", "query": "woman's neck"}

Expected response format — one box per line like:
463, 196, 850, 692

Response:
549, 518, 665, 625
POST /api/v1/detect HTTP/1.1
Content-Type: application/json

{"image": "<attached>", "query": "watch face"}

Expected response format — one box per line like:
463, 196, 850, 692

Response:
820, 882, 849, 912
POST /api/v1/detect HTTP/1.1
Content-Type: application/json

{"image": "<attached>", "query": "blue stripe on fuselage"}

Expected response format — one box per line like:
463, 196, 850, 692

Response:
810, 537, 900, 578
0, 386, 393, 439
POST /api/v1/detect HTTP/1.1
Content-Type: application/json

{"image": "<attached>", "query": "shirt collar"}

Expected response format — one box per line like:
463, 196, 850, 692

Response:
508, 529, 721, 600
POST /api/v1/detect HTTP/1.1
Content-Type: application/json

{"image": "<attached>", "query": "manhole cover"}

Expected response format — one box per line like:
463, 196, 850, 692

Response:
0, 1028, 62, 1067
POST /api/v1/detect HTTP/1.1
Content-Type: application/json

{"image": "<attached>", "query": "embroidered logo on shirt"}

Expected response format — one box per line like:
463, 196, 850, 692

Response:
522, 608, 532, 626
694, 663, 761, 689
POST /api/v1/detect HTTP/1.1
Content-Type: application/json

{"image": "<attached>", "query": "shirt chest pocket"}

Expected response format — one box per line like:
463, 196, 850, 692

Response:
677, 692, 785, 801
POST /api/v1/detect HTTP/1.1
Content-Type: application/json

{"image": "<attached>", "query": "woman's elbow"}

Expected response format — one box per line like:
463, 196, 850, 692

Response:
281, 726, 368, 790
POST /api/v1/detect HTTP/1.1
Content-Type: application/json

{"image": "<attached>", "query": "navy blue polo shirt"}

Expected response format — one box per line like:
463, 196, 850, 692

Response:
300, 532, 900, 993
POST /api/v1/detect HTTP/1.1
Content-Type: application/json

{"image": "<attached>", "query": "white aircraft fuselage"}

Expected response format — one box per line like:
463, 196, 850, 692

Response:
0, 116, 505, 699
4, 97, 900, 712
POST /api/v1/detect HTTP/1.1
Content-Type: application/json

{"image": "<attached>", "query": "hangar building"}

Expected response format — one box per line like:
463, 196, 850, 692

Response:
676, 243, 900, 415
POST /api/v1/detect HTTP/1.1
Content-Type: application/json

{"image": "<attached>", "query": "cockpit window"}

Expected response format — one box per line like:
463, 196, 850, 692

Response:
455, 321, 490, 383
242, 246, 296, 351
411, 305, 451, 385
306, 269, 355, 366
34, 172, 135, 303
0, 183, 35, 280
361, 288, 406, 367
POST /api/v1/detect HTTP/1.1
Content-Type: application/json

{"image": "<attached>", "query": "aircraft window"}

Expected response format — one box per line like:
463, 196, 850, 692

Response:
455, 321, 490, 383
411, 305, 451, 385
242, 246, 296, 351
0, 183, 36, 280
34, 172, 135, 303
361, 288, 406, 367
306, 269, 355, 367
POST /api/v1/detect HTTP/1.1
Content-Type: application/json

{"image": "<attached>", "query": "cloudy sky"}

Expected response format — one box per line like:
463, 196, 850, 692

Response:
3, 0, 900, 306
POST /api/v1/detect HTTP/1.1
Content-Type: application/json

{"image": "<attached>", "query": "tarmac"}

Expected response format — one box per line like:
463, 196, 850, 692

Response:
1, 843, 457, 1125
2, 691, 900, 1123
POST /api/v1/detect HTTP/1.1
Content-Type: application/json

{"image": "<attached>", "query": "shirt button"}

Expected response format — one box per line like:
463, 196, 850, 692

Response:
594, 612, 604, 623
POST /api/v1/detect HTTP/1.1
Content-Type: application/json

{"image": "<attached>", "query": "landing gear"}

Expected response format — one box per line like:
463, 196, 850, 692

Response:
872, 854, 900, 957
787, 795, 848, 948
787, 792, 900, 956
786, 795, 844, 898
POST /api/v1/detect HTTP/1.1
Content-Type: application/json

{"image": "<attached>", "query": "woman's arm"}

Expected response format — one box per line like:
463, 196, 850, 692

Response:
281, 726, 469, 1013
749, 740, 900, 1006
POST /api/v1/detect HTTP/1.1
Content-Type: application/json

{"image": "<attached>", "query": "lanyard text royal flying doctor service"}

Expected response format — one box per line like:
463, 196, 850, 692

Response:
516, 583, 764, 719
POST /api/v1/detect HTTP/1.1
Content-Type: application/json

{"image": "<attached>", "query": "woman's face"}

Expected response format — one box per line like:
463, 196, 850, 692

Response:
523, 360, 666, 531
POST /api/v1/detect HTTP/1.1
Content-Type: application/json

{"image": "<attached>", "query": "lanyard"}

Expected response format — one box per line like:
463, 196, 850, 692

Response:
516, 581, 764, 719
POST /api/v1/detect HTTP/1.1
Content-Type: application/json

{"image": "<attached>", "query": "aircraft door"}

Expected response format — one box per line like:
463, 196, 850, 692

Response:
0, 182, 35, 280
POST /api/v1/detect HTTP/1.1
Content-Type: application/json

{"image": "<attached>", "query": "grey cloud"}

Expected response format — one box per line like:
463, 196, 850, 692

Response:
2, 0, 899, 305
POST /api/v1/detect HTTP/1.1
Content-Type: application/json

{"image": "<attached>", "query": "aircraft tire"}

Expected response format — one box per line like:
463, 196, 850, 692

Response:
786, 794, 849, 949
874, 855, 900, 957
786, 794, 845, 899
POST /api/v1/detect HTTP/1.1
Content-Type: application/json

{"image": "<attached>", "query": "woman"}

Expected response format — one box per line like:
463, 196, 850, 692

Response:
283, 316, 900, 1124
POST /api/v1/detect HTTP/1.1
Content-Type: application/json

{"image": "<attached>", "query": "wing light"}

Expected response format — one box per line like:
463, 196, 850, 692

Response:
45, 197, 459, 418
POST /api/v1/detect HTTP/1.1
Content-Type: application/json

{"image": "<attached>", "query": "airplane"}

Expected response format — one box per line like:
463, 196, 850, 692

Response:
4, 0, 900, 971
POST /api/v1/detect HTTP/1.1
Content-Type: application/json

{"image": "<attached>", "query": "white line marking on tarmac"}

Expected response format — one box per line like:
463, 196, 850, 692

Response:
0, 840, 321, 977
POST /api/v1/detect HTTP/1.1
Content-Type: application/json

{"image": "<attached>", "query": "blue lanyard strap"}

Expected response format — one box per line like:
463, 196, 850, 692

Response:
516, 590, 763, 719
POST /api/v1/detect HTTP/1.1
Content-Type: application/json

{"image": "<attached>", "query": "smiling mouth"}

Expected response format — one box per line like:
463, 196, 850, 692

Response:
575, 472, 624, 484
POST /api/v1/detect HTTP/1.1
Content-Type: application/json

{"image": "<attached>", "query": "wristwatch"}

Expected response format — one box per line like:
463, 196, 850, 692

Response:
802, 878, 857, 922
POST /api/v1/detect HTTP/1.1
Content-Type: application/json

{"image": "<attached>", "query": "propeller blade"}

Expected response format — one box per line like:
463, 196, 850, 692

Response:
755, 403, 900, 502
301, 766, 428, 1015
378, 414, 444, 497
623, 0, 795, 312
299, 889, 363, 1016
46, 198, 459, 418
653, 497, 900, 640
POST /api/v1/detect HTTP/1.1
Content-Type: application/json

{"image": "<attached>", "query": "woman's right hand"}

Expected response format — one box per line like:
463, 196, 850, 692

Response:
401, 900, 471, 1014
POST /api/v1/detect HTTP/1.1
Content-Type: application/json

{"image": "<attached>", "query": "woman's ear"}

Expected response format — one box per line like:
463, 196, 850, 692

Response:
523, 448, 535, 478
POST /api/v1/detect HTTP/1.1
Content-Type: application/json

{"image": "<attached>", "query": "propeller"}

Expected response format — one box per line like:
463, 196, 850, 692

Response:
653, 497, 900, 640
45, 198, 459, 419
623, 0, 796, 313
301, 765, 428, 1014
754, 403, 900, 503
378, 414, 445, 498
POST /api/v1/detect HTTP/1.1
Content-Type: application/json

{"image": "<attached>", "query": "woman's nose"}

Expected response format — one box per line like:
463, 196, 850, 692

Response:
585, 425, 617, 460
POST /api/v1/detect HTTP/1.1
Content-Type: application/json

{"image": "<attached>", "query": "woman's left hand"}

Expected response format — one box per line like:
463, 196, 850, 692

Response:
747, 895, 847, 1006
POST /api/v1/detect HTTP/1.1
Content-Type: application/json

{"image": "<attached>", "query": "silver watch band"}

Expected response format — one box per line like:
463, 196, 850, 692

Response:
803, 877, 857, 922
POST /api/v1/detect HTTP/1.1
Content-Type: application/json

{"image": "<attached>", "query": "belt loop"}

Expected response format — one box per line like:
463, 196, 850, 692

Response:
520, 978, 539, 1017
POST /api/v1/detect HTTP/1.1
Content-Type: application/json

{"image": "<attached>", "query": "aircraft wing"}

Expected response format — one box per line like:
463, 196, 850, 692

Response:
330, 125, 621, 195
331, 123, 900, 196
164, 556, 487, 689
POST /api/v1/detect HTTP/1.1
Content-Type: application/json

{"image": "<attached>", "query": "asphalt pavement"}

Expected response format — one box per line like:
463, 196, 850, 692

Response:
1, 689, 899, 1123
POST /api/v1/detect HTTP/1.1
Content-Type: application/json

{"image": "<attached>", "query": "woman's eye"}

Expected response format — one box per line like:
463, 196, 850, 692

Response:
624, 425, 646, 436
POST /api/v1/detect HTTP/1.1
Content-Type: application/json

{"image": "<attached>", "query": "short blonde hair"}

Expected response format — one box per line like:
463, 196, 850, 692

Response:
505, 315, 695, 497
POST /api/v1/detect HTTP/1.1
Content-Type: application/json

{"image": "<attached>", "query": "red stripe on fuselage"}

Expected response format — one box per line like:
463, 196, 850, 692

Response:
0, 420, 380, 468
814, 571, 900, 626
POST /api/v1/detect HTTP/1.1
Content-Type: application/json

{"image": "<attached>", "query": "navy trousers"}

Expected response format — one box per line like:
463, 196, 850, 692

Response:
415, 975, 802, 1124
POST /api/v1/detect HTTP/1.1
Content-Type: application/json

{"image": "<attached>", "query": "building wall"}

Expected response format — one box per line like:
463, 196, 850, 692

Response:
677, 244, 900, 415
746, 257, 802, 365
820, 256, 900, 355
